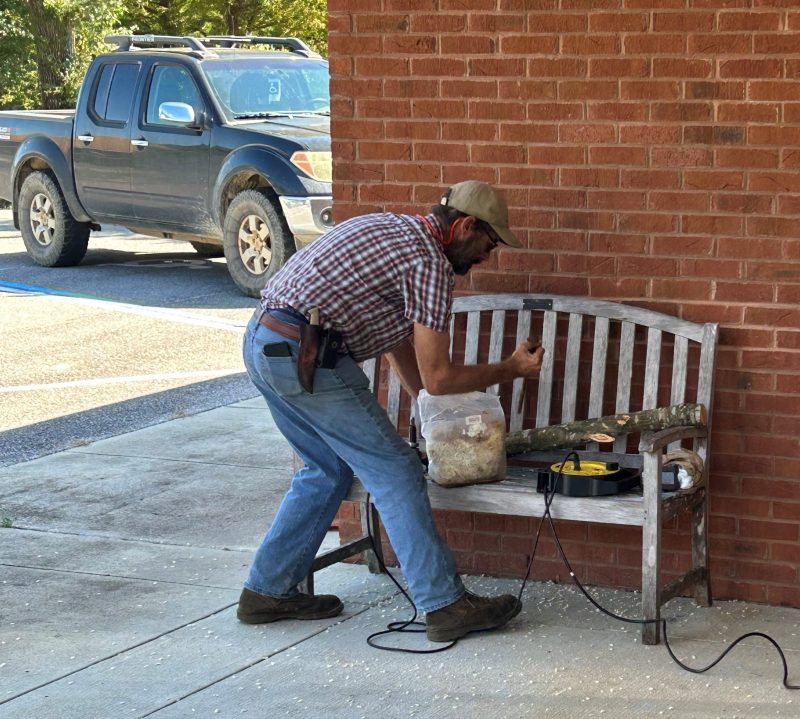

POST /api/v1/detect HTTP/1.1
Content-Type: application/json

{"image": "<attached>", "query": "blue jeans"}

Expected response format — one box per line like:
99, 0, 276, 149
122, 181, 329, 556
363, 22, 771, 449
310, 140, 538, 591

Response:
241, 313, 465, 613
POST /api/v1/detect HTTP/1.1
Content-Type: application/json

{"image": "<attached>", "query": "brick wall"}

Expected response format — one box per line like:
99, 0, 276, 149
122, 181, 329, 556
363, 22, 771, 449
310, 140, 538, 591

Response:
328, 1, 800, 607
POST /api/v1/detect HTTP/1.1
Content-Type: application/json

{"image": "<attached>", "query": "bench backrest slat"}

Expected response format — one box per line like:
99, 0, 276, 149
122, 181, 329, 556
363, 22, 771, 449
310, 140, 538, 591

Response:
363, 357, 378, 393
669, 335, 689, 452
561, 313, 584, 423
587, 316, 610, 451
386, 365, 402, 428
671, 335, 689, 405
613, 321, 636, 453
464, 311, 481, 365
535, 310, 558, 428
487, 310, 506, 396
588, 316, 610, 419
643, 327, 663, 411
509, 310, 532, 431
694, 323, 719, 463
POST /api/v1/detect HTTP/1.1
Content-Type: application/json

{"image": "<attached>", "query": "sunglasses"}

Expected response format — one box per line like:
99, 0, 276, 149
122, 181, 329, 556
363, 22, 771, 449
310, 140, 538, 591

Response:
477, 221, 502, 248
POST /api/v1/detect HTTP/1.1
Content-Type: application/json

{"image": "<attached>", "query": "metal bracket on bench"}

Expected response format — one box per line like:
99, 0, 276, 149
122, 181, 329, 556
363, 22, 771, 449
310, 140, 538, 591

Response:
523, 299, 553, 310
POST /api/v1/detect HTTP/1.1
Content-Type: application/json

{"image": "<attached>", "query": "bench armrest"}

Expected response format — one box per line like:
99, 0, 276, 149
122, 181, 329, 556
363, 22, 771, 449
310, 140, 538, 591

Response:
639, 426, 707, 453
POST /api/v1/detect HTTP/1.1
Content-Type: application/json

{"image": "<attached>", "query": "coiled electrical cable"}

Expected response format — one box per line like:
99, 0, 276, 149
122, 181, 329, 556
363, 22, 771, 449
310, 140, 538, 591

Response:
363, 451, 799, 689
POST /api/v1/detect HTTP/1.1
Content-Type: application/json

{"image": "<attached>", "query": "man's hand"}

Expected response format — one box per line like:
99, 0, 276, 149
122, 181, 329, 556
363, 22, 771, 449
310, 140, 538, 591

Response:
508, 340, 544, 378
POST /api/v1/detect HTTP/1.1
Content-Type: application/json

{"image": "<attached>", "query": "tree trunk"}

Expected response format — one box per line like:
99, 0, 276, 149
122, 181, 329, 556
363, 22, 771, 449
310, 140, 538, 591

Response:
26, 0, 75, 109
506, 403, 707, 456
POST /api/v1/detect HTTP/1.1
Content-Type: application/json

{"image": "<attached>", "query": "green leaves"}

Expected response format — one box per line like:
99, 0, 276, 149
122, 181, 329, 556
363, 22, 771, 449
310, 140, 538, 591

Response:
118, 0, 328, 55
1, 0, 328, 109
0, 0, 38, 108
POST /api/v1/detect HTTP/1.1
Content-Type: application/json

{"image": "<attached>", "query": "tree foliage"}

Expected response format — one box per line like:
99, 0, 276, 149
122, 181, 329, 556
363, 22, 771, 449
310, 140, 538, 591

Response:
0, 0, 38, 109
0, 0, 328, 110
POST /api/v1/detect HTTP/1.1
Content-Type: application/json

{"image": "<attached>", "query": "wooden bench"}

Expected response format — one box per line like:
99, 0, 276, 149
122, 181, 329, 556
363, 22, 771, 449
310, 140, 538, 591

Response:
309, 293, 719, 645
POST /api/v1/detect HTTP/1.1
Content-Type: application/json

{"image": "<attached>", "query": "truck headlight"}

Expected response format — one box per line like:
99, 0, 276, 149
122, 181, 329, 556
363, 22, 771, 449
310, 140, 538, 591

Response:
290, 151, 332, 183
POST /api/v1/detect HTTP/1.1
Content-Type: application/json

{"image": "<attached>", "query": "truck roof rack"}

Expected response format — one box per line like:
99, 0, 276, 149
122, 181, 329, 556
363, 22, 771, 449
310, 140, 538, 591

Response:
104, 35, 212, 56
103, 34, 320, 59
203, 36, 320, 58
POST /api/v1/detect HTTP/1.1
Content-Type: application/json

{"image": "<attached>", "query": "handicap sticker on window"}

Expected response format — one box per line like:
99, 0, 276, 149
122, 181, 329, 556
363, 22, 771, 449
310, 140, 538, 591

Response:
268, 79, 281, 101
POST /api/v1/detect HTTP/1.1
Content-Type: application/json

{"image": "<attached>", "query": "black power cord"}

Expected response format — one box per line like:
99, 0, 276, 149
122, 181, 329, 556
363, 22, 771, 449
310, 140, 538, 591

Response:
363, 495, 455, 654
525, 451, 799, 691
363, 450, 800, 689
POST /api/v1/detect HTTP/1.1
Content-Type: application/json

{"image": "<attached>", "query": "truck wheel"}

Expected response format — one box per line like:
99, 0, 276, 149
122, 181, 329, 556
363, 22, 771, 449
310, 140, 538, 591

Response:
222, 189, 294, 298
18, 171, 90, 267
190, 241, 224, 258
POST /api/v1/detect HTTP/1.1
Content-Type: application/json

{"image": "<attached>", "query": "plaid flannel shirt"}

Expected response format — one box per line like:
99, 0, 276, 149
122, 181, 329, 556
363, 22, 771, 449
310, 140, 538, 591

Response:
261, 212, 454, 362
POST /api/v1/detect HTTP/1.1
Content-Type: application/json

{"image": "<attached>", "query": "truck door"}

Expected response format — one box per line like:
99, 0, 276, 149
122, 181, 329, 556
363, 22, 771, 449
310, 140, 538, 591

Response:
129, 62, 212, 232
72, 61, 141, 220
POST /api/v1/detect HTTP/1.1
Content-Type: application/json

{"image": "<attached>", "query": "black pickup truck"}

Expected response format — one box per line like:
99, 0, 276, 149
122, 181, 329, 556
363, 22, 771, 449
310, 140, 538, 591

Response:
0, 34, 332, 296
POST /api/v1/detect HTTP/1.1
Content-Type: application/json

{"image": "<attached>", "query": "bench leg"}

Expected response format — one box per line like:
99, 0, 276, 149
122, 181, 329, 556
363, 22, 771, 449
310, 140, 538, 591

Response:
301, 498, 385, 595
641, 452, 662, 645
362, 497, 385, 574
299, 573, 314, 596
691, 491, 712, 608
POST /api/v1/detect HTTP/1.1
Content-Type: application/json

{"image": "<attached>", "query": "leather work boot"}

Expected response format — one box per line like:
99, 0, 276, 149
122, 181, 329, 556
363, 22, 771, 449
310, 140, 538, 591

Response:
425, 590, 522, 642
237, 588, 344, 624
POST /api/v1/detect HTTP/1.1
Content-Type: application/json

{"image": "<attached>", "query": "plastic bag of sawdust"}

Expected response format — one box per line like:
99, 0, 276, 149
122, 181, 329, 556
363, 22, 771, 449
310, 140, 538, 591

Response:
418, 390, 506, 487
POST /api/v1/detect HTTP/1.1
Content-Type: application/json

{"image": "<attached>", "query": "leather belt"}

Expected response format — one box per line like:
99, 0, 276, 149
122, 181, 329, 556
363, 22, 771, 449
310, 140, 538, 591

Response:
258, 312, 302, 341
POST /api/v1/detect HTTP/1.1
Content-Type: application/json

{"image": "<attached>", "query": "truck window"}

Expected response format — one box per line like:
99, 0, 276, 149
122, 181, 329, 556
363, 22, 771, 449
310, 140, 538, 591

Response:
145, 65, 203, 126
91, 62, 141, 124
93, 65, 115, 119
106, 64, 141, 123
202, 58, 329, 118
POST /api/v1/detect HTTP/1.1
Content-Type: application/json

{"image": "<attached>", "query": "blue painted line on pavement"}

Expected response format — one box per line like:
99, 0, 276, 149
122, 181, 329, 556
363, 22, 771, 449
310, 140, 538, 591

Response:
0, 279, 108, 302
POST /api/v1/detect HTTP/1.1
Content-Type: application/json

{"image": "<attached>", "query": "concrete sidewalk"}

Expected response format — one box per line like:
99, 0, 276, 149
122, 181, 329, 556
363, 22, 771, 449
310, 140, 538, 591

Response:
1, 398, 799, 718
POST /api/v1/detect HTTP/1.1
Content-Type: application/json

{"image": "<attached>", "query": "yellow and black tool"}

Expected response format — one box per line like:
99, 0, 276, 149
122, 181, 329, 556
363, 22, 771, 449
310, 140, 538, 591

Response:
537, 457, 641, 497
551, 459, 620, 477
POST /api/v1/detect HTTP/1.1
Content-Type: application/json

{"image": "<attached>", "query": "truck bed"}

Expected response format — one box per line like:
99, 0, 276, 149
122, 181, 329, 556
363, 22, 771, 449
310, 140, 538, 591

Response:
0, 109, 76, 121
0, 111, 75, 201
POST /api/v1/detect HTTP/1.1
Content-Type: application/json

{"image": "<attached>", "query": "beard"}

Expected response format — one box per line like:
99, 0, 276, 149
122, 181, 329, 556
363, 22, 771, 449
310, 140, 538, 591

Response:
446, 243, 479, 275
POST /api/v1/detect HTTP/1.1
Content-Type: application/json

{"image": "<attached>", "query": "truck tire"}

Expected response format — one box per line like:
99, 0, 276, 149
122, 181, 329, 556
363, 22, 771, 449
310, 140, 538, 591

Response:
222, 189, 294, 298
18, 171, 90, 267
190, 241, 224, 258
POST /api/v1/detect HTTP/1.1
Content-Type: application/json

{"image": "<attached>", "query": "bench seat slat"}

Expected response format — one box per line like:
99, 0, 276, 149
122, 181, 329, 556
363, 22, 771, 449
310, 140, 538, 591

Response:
345, 475, 652, 527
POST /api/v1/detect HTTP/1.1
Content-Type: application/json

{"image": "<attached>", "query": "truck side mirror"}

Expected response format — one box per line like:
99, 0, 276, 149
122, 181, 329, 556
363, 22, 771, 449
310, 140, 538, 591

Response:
158, 102, 196, 126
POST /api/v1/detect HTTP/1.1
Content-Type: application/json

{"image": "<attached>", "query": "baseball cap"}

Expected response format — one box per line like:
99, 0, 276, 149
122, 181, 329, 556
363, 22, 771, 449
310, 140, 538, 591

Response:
440, 180, 522, 248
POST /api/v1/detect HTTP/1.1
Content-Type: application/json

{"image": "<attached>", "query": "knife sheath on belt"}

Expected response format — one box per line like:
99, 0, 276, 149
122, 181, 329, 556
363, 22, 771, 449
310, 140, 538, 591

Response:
298, 307, 321, 393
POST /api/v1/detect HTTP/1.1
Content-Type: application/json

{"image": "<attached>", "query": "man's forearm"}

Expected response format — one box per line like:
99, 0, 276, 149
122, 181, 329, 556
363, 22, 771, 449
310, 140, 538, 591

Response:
413, 322, 543, 396
385, 339, 424, 398
423, 360, 515, 396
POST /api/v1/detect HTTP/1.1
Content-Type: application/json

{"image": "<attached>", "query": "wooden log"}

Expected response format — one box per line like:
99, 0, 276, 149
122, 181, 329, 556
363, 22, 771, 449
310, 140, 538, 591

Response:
506, 403, 707, 456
